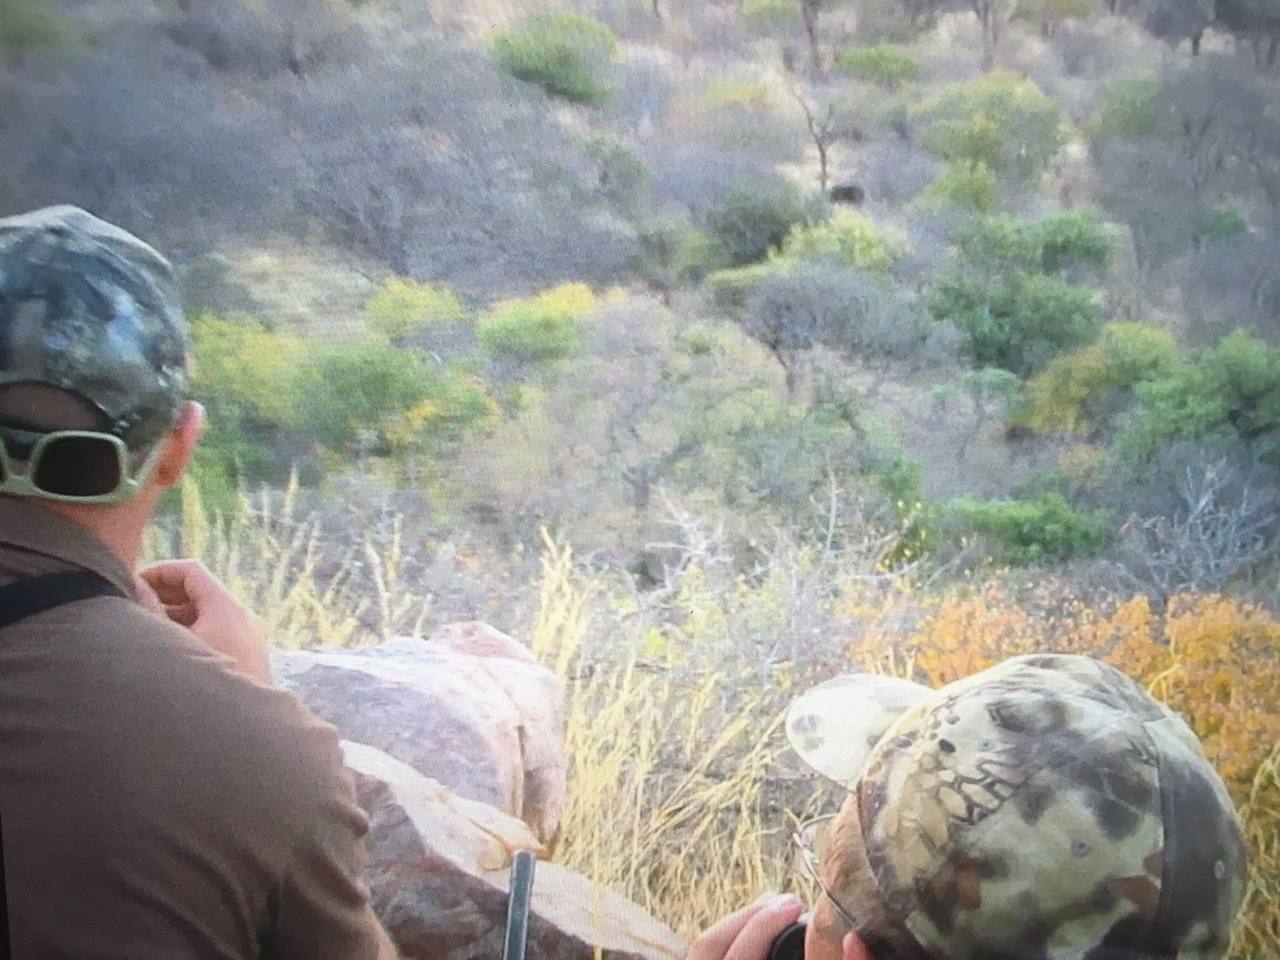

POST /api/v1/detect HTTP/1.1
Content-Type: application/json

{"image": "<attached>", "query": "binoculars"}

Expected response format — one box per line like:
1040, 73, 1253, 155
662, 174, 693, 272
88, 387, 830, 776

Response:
767, 920, 808, 960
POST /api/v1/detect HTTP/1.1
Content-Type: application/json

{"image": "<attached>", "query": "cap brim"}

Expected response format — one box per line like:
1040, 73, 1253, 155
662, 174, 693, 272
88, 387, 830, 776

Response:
785, 673, 933, 788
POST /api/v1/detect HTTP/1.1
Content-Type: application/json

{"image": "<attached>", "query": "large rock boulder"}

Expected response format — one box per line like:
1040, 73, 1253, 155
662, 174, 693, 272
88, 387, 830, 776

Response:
345, 742, 686, 960
272, 623, 567, 845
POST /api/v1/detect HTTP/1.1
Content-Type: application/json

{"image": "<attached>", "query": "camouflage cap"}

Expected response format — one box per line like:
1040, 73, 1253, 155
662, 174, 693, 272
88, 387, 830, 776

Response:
786, 655, 1248, 960
0, 205, 189, 449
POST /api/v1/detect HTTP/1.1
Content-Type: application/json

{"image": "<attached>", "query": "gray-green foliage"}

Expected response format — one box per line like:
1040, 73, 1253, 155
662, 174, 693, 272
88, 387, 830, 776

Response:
703, 179, 815, 266
915, 72, 1066, 186
0, 0, 67, 66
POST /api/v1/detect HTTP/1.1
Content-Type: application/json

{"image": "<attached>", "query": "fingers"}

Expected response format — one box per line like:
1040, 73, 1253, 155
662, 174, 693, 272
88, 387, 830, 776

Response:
140, 559, 222, 608
132, 574, 166, 618
842, 933, 873, 960
140, 560, 227, 627
722, 898, 803, 960
687, 894, 803, 960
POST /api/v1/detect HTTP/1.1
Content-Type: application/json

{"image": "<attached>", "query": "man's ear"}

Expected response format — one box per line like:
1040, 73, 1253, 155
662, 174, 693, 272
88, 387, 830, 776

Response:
842, 933, 873, 960
154, 401, 204, 488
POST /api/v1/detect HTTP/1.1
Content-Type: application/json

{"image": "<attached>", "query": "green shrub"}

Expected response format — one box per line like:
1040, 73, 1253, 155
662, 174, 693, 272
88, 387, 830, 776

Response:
635, 214, 728, 292
704, 179, 813, 267
0, 0, 68, 65
188, 314, 306, 488
491, 12, 618, 106
579, 133, 650, 213
1020, 323, 1181, 436
742, 0, 802, 29
930, 210, 1110, 375
914, 162, 1001, 213
957, 211, 1112, 275
915, 72, 1066, 185
1092, 75, 1171, 141
930, 271, 1101, 376
383, 369, 498, 455
1118, 331, 1280, 464
291, 340, 438, 452
946, 493, 1113, 564
1197, 209, 1248, 245
833, 43, 919, 88
478, 285, 595, 367
778, 208, 899, 272
364, 278, 468, 344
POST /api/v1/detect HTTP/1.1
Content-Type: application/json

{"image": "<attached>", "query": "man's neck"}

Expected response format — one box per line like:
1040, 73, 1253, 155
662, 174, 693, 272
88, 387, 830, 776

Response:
34, 500, 145, 571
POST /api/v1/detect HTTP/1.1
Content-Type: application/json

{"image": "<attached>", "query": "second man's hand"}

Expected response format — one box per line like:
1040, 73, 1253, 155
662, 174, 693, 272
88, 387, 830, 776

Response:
137, 559, 272, 685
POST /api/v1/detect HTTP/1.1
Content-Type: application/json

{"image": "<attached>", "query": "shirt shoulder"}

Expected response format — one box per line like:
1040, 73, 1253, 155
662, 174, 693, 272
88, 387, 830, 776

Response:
60, 597, 354, 835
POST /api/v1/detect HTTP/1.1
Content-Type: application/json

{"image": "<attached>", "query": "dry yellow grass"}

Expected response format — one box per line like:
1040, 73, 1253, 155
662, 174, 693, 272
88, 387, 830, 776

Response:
162, 489, 1278, 956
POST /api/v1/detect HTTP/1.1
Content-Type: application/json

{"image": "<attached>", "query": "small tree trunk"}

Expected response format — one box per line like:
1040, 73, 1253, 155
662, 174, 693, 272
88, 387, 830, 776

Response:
976, 3, 997, 70
1191, 29, 1202, 55
817, 140, 830, 194
801, 0, 825, 77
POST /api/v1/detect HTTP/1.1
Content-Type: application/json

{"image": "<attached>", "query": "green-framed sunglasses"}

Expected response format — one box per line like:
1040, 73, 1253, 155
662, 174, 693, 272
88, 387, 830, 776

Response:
0, 423, 167, 505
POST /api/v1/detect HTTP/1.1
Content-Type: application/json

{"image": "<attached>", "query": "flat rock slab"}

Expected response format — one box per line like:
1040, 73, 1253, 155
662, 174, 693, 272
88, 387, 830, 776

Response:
345, 742, 686, 960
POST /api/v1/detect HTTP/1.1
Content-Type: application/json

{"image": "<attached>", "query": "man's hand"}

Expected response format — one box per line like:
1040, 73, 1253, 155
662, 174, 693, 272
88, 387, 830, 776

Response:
137, 560, 271, 685
687, 894, 804, 960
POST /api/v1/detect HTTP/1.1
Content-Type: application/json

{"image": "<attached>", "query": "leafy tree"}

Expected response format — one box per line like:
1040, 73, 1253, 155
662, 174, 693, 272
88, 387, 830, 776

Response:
1091, 58, 1268, 296
1118, 331, 1280, 465
1092, 76, 1172, 141
833, 43, 920, 87
1019, 323, 1181, 436
710, 260, 925, 396
930, 271, 1101, 376
1018, 0, 1095, 37
959, 367, 1023, 456
187, 314, 309, 498
1214, 0, 1280, 68
381, 369, 498, 457
929, 211, 1108, 375
913, 162, 1000, 212
915, 73, 1066, 186
954, 210, 1111, 274
778, 209, 899, 272
491, 12, 619, 106
292, 340, 439, 454
703, 178, 814, 266
742, 0, 803, 30
478, 284, 596, 369
1139, 0, 1216, 51
364, 278, 468, 346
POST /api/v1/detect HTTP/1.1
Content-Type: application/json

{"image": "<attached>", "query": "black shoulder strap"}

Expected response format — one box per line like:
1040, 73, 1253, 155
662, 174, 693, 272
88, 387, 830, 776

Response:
0, 572, 126, 631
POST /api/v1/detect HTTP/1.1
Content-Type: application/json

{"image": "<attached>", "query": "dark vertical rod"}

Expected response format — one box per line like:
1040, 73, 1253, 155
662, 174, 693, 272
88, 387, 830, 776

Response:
502, 850, 536, 960
0, 808, 10, 960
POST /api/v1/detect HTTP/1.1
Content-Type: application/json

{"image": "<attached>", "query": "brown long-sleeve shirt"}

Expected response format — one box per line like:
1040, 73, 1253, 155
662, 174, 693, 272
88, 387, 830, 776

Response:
0, 499, 387, 959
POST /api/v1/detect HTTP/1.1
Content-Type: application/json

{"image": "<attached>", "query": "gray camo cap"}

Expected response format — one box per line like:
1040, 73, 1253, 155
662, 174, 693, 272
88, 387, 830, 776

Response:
0, 205, 189, 449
